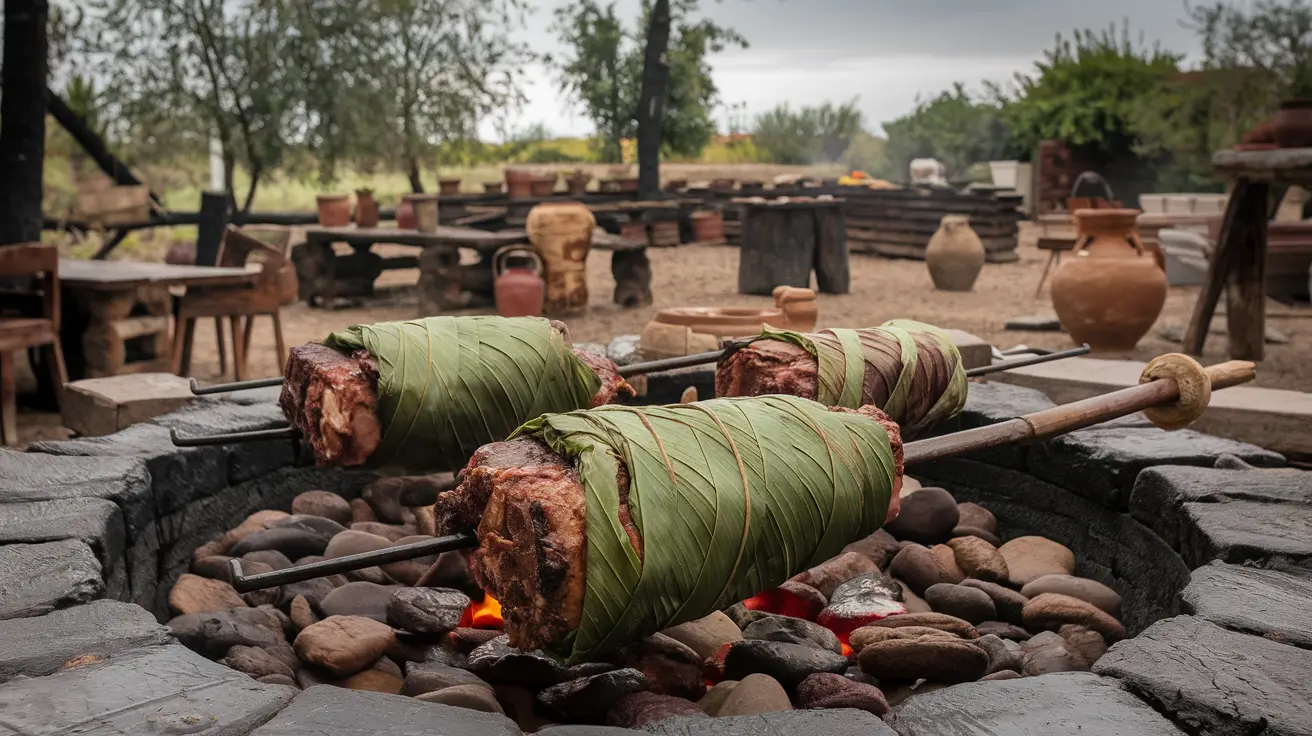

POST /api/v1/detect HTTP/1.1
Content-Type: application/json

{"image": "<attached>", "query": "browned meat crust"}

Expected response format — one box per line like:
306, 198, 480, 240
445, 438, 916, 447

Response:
279, 344, 382, 467
714, 339, 818, 401
574, 349, 637, 407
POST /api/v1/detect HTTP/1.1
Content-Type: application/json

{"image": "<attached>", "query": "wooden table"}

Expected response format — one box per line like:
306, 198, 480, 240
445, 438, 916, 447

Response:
1184, 148, 1308, 361
736, 198, 848, 296
59, 260, 257, 379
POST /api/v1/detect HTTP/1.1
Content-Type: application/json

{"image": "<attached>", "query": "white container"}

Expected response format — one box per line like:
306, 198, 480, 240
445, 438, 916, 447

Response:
1160, 228, 1212, 287
989, 161, 1019, 189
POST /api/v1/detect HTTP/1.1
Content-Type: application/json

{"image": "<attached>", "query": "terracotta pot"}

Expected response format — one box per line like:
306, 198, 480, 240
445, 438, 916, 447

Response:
354, 191, 379, 228
690, 209, 724, 243
530, 176, 557, 197
484, 182, 504, 194
640, 287, 818, 359
526, 201, 595, 314
316, 194, 351, 227
396, 196, 417, 229
410, 194, 440, 234
505, 168, 534, 199
1275, 100, 1312, 148
1050, 209, 1167, 351
566, 172, 591, 196
493, 246, 545, 318
925, 215, 985, 291
438, 179, 462, 195
1243, 118, 1278, 145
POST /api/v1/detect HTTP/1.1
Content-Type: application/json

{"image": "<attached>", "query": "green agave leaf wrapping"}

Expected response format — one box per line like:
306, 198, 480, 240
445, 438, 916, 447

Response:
514, 395, 896, 663
323, 316, 601, 472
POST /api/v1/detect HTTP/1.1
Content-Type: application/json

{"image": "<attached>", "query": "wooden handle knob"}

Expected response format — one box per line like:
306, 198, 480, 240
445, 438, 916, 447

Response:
1204, 361, 1257, 391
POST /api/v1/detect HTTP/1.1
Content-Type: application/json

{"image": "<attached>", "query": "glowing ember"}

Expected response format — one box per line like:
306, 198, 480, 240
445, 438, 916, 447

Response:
460, 594, 504, 629
741, 583, 825, 621
841, 642, 854, 658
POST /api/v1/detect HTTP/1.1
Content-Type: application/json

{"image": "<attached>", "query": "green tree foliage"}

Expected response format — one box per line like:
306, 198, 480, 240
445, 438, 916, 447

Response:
751, 100, 866, 165
880, 85, 1014, 180
551, 0, 745, 162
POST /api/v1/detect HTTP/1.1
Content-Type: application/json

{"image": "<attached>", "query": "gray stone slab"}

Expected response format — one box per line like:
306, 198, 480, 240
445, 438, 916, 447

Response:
217, 385, 284, 406
540, 728, 641, 735
1130, 465, 1312, 551
917, 382, 1058, 470
645, 710, 896, 736
0, 540, 102, 620
0, 498, 126, 598
1094, 615, 1312, 736
886, 671, 1185, 736
1182, 561, 1312, 649
153, 400, 297, 484
248, 685, 521, 735
1178, 499, 1312, 569
1029, 428, 1284, 511
0, 644, 295, 735
0, 600, 171, 681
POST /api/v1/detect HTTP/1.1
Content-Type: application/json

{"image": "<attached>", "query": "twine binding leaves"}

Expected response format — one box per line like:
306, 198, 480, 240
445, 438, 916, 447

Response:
755, 320, 967, 436
323, 316, 600, 473
513, 395, 897, 663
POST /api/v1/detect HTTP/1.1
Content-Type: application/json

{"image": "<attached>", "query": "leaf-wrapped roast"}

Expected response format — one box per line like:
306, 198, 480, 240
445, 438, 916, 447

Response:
438, 395, 902, 663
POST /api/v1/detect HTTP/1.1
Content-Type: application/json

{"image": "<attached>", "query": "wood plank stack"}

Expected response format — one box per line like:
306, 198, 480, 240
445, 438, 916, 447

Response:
837, 187, 1025, 263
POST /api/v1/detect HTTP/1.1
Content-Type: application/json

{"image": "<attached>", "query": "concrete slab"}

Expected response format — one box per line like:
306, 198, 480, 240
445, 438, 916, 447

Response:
62, 373, 197, 437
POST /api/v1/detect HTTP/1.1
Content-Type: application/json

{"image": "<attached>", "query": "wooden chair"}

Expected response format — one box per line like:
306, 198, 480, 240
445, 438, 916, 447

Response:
0, 244, 68, 446
172, 226, 295, 380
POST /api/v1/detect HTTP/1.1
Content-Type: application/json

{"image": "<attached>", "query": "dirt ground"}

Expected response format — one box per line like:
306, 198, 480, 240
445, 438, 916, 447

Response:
13, 225, 1311, 445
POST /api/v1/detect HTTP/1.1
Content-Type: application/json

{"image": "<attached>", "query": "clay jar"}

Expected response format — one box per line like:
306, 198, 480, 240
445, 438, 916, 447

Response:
396, 195, 418, 229
690, 209, 724, 243
1274, 100, 1312, 148
925, 214, 985, 291
1050, 209, 1167, 351
316, 194, 351, 227
354, 190, 379, 228
505, 168, 534, 199
492, 246, 545, 318
526, 201, 594, 314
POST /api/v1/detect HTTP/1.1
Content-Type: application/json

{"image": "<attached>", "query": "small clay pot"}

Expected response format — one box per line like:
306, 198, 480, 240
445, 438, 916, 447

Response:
1243, 118, 1278, 145
1274, 100, 1312, 148
354, 191, 379, 228
690, 209, 723, 243
397, 195, 418, 229
530, 176, 557, 197
438, 179, 462, 195
316, 194, 351, 227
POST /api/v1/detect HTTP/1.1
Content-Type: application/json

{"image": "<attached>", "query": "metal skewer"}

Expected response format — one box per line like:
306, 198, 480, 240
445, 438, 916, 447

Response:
227, 355, 1254, 593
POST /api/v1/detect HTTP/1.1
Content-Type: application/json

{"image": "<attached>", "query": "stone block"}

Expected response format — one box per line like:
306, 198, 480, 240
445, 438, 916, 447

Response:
1130, 465, 1312, 551
0, 540, 103, 620
944, 329, 992, 370
0, 644, 295, 735
886, 671, 1185, 736
1182, 561, 1312, 649
61, 373, 197, 437
647, 710, 896, 735
0, 600, 171, 681
1178, 499, 1312, 569
0, 498, 127, 600
1095, 616, 1312, 736
248, 685, 522, 735
154, 399, 298, 484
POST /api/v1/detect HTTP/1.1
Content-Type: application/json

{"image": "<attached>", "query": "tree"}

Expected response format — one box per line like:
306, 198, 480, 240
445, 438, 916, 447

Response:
751, 100, 866, 166
0, 0, 50, 245
881, 85, 1016, 180
551, 0, 745, 164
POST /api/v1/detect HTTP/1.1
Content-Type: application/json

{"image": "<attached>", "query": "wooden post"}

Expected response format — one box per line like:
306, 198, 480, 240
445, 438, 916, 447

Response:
1183, 178, 1268, 359
195, 191, 231, 267
612, 248, 653, 308
813, 203, 849, 294
739, 203, 815, 295
0, 0, 49, 245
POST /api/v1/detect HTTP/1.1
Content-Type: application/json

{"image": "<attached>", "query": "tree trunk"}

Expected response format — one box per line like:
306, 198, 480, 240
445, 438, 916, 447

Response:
407, 154, 425, 194
45, 88, 162, 207
0, 0, 49, 245
634, 0, 671, 201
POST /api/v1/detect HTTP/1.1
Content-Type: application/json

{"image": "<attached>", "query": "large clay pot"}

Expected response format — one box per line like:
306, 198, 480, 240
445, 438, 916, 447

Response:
925, 215, 985, 291
640, 286, 818, 359
505, 168, 534, 199
526, 202, 594, 314
1274, 100, 1312, 148
354, 190, 379, 228
316, 195, 351, 227
1050, 209, 1167, 351
493, 246, 545, 318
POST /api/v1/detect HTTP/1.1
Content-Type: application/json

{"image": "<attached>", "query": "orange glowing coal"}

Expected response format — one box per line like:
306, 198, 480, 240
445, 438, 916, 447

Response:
461, 594, 504, 629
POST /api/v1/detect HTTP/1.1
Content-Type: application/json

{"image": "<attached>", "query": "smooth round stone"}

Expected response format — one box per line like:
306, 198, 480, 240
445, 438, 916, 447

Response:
448, 627, 502, 653
972, 634, 1022, 675
975, 621, 1031, 641
894, 579, 933, 613
1020, 632, 1090, 676
237, 562, 279, 608
924, 584, 996, 625
417, 683, 504, 713
388, 587, 469, 635
168, 573, 246, 616
789, 552, 880, 598
840, 529, 903, 569
713, 673, 792, 717
930, 545, 967, 583
319, 581, 401, 622
289, 595, 318, 631
998, 536, 1075, 587
324, 530, 392, 559
241, 550, 292, 571
661, 611, 742, 661
1021, 574, 1122, 617
191, 555, 236, 582
338, 660, 404, 694
279, 577, 338, 611
1059, 624, 1109, 664
889, 545, 953, 595
607, 692, 706, 729
955, 502, 998, 534
742, 614, 842, 654
980, 669, 1022, 682
220, 644, 296, 680
958, 580, 1028, 625
620, 649, 705, 700
167, 609, 284, 656
697, 680, 738, 716
952, 526, 1002, 547
858, 637, 988, 684
745, 581, 828, 621
816, 575, 906, 639
257, 673, 300, 688
380, 535, 438, 586
291, 490, 353, 525
292, 615, 396, 676
946, 537, 1009, 583
362, 477, 409, 524
350, 498, 376, 524
862, 612, 979, 639
883, 488, 960, 545
344, 565, 395, 586
271, 514, 348, 542
1022, 593, 1125, 642
399, 473, 457, 506
228, 527, 328, 559
351, 522, 409, 542
466, 635, 566, 687
403, 661, 485, 696
723, 640, 847, 691
849, 625, 959, 652
537, 669, 651, 723
795, 672, 888, 716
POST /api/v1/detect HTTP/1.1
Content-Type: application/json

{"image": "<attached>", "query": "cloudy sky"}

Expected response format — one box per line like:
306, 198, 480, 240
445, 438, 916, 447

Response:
500, 0, 1213, 138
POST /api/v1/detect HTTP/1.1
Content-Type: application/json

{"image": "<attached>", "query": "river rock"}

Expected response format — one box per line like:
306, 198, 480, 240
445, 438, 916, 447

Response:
538, 668, 650, 723
849, 625, 959, 651
350, 498, 376, 523
1022, 574, 1122, 617
291, 490, 353, 525
168, 573, 247, 615
289, 595, 318, 631
416, 683, 504, 713
388, 587, 469, 634
980, 669, 1022, 681
864, 612, 979, 638
1059, 624, 1109, 664
167, 608, 284, 656
895, 579, 932, 613
228, 527, 328, 559
325, 530, 392, 559
337, 658, 404, 694
379, 535, 438, 586
192, 555, 237, 581
946, 537, 1009, 582
351, 522, 409, 541
714, 673, 792, 717
279, 577, 338, 611
242, 550, 293, 571
320, 581, 400, 622
269, 514, 348, 543
931, 545, 967, 583
607, 691, 706, 728
975, 621, 1031, 641
661, 611, 742, 660
972, 634, 1022, 674
1023, 593, 1126, 642
883, 488, 959, 544
952, 526, 1002, 547
955, 502, 997, 534
790, 552, 880, 598
958, 579, 1028, 625
358, 477, 408, 523
723, 640, 848, 690
221, 644, 296, 680
795, 672, 888, 715
403, 661, 486, 695
841, 529, 903, 569
858, 636, 988, 683
998, 536, 1075, 586
924, 583, 997, 625
449, 627, 502, 653
698, 680, 738, 715
817, 573, 906, 638
293, 615, 396, 676
466, 634, 566, 687
742, 614, 842, 654
1021, 631, 1090, 675
889, 545, 953, 595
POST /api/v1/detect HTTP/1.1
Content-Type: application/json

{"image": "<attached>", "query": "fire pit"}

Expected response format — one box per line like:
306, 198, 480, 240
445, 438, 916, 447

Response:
1, 372, 1310, 735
